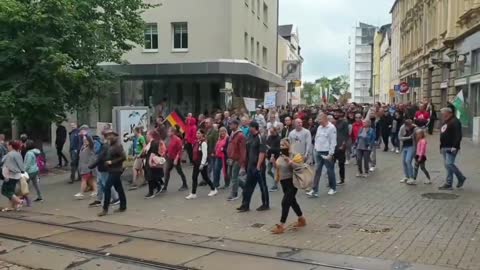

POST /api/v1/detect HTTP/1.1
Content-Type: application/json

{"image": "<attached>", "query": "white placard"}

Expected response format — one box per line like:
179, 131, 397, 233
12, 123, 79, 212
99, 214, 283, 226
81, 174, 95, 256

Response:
96, 122, 112, 136
113, 107, 149, 157
264, 92, 277, 109
243, 98, 257, 112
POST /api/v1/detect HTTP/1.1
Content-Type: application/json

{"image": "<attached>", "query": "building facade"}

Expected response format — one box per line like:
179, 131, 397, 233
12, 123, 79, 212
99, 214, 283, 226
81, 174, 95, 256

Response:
100, 0, 283, 118
379, 26, 393, 103
390, 1, 401, 103
394, 0, 480, 135
348, 22, 377, 104
277, 24, 303, 105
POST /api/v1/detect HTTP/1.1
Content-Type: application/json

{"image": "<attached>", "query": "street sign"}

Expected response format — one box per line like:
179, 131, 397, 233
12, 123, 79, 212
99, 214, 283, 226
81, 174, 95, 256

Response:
282, 61, 301, 81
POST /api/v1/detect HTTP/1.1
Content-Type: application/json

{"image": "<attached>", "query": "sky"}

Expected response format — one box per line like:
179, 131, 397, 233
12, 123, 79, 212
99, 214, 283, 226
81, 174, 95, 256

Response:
279, 0, 393, 82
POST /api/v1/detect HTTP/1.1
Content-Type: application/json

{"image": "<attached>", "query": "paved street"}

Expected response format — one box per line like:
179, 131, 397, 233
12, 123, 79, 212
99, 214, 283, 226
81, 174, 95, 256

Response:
3, 134, 480, 270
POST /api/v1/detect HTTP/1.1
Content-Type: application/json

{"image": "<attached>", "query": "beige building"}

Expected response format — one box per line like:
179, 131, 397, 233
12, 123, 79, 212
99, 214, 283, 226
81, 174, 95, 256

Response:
100, 0, 283, 117
373, 24, 392, 103
277, 24, 303, 105
393, 0, 480, 134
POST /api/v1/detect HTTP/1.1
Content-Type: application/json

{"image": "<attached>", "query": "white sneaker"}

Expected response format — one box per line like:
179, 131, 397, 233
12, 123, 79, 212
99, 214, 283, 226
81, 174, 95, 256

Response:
424, 180, 432, 185
406, 179, 417, 185
345, 160, 350, 165
390, 148, 395, 152
306, 190, 314, 196
74, 193, 84, 199
395, 149, 400, 154
208, 189, 218, 197
400, 178, 408, 183
90, 192, 97, 197
185, 194, 197, 200
328, 189, 337, 195
369, 167, 376, 172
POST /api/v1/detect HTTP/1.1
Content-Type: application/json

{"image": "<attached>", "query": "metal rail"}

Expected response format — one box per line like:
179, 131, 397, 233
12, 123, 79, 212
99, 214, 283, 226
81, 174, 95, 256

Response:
0, 214, 367, 270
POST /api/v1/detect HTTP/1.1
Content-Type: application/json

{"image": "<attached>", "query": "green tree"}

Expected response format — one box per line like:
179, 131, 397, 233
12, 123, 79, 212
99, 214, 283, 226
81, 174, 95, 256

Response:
329, 75, 349, 96
0, 0, 152, 128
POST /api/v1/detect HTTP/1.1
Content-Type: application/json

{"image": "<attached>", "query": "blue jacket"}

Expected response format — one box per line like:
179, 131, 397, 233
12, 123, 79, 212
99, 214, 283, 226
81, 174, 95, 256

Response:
24, 149, 41, 175
69, 128, 81, 152
357, 128, 376, 149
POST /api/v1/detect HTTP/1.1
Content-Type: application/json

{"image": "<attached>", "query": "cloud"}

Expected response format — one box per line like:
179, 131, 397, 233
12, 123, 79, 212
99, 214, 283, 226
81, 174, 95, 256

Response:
280, 0, 393, 82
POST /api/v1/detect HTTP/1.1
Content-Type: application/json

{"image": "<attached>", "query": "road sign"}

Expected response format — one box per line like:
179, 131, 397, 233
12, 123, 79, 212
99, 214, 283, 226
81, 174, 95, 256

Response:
282, 61, 301, 81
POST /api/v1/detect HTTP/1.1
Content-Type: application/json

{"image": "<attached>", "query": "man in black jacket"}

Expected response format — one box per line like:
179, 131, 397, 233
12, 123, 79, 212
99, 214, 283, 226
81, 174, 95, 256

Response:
379, 109, 393, 152
98, 130, 127, 216
55, 122, 69, 168
88, 131, 119, 208
439, 107, 466, 190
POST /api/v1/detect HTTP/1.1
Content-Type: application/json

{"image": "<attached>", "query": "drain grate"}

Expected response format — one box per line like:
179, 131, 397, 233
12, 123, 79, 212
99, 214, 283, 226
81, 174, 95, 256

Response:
422, 193, 459, 200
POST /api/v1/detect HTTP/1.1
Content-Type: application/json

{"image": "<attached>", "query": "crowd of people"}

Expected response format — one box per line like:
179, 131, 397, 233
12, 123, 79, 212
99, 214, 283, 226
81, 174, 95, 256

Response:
0, 98, 467, 234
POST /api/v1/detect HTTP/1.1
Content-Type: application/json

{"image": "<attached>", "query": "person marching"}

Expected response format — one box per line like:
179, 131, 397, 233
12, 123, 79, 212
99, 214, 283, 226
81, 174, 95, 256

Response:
24, 140, 43, 203
144, 130, 166, 199
98, 130, 127, 216
129, 127, 146, 190
226, 120, 247, 201
271, 139, 306, 234
213, 127, 230, 189
186, 130, 218, 200
411, 129, 431, 185
163, 127, 189, 192
75, 135, 97, 199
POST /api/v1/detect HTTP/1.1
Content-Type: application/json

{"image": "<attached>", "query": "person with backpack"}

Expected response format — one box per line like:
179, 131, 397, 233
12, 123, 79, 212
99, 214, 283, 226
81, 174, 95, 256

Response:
88, 131, 119, 208
212, 127, 229, 189
185, 130, 218, 200
129, 127, 146, 190
74, 135, 97, 199
271, 139, 306, 234
24, 140, 43, 203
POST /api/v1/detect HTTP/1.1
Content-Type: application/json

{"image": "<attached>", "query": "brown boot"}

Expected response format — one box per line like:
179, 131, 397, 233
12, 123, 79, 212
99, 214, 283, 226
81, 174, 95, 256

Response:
271, 224, 286, 234
293, 217, 306, 228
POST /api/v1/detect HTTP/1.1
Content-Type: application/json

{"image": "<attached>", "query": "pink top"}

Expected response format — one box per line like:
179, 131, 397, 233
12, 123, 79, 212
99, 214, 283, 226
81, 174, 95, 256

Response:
416, 138, 427, 157
215, 137, 228, 159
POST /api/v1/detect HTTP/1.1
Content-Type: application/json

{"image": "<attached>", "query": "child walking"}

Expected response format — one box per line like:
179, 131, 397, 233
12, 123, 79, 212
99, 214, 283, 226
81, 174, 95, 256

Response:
410, 129, 431, 185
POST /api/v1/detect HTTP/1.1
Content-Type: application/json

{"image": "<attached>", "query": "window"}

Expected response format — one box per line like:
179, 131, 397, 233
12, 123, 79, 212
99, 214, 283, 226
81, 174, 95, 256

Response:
263, 2, 268, 25
473, 49, 480, 74
250, 37, 254, 61
172, 22, 188, 51
251, 0, 255, 13
144, 24, 158, 51
244, 0, 248, 6
262, 46, 267, 67
256, 41, 260, 64
244, 32, 249, 59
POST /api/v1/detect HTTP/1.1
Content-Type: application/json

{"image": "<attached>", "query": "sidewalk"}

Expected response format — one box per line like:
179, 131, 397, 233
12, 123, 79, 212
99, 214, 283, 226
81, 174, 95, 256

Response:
23, 134, 480, 270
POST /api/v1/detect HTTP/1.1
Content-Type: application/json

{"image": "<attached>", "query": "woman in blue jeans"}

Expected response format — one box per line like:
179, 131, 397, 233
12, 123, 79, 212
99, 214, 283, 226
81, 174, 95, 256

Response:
399, 119, 416, 183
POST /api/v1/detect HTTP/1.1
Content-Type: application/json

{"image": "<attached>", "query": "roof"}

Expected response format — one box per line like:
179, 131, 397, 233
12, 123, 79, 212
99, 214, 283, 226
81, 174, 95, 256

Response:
390, 0, 399, 13
378, 24, 391, 35
278, 24, 293, 38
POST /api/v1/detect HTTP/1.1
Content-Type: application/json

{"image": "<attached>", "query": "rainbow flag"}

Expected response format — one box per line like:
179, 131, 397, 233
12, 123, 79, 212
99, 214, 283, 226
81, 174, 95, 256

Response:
165, 110, 187, 134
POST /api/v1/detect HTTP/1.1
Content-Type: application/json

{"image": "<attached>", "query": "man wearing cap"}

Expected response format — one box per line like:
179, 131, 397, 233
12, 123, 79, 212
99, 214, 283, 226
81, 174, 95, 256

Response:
438, 107, 466, 190
226, 119, 247, 201
98, 130, 127, 216
237, 121, 269, 212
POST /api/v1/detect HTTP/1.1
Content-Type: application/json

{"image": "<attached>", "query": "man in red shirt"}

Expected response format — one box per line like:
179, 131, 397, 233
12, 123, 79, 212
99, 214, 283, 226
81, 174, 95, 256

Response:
226, 120, 247, 201
162, 127, 188, 192
414, 104, 431, 128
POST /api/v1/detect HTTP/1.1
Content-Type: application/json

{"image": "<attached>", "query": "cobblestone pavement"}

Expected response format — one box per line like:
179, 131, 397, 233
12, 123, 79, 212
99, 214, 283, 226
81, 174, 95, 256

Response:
0, 260, 29, 270
14, 135, 480, 270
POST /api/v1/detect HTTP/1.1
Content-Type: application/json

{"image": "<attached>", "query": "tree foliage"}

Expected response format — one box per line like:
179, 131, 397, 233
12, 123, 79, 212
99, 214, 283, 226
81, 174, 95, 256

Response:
0, 0, 152, 126
303, 75, 350, 105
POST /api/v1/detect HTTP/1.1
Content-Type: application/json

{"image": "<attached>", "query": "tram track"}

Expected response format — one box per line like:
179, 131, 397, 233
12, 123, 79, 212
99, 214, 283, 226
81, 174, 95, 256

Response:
0, 213, 369, 270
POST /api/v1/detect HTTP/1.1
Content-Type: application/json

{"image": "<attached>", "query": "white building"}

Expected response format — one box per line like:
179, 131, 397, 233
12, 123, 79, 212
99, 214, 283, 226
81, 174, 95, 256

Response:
99, 0, 283, 117
277, 24, 303, 105
348, 22, 376, 104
